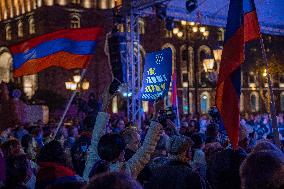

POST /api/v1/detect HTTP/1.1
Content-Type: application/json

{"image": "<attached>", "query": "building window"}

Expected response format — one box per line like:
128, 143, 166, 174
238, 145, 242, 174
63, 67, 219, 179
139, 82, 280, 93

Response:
240, 93, 244, 112
18, 21, 24, 38
23, 74, 37, 99
5, 25, 12, 40
200, 92, 210, 113
0, 49, 12, 83
281, 92, 284, 112
248, 72, 257, 88
250, 92, 259, 112
45, 0, 54, 6
37, 0, 43, 7
98, 0, 115, 9
71, 0, 80, 4
138, 19, 145, 34
183, 89, 189, 114
279, 74, 284, 88
112, 95, 118, 113
57, 0, 68, 5
217, 28, 224, 41
29, 17, 35, 34
70, 14, 80, 28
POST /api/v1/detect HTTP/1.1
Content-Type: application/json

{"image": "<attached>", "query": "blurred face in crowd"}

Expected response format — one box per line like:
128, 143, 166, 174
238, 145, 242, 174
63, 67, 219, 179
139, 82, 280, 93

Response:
117, 120, 125, 130
62, 127, 68, 138
127, 133, 141, 152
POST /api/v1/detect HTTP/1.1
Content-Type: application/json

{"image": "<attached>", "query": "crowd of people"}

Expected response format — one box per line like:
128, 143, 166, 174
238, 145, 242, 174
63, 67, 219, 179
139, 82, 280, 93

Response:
0, 88, 284, 189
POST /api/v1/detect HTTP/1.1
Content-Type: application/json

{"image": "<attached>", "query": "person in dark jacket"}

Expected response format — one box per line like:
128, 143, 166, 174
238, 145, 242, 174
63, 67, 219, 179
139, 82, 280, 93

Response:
143, 135, 205, 189
36, 140, 84, 189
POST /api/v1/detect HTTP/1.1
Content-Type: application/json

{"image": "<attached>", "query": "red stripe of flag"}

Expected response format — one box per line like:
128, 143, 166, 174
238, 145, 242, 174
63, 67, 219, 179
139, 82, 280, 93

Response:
13, 51, 92, 77
216, 0, 260, 149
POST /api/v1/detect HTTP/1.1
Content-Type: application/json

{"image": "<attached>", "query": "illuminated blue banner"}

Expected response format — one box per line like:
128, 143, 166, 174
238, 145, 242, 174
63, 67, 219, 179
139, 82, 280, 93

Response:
141, 48, 172, 101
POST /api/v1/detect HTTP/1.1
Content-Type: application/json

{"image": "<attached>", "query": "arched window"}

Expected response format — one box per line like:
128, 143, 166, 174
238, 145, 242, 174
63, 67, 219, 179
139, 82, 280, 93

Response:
198, 45, 211, 85
200, 92, 210, 113
280, 92, 284, 112
279, 73, 284, 88
0, 47, 12, 83
18, 21, 24, 37
182, 90, 193, 114
108, 0, 115, 9
57, 0, 68, 5
250, 92, 259, 112
71, 0, 80, 4
183, 89, 189, 114
29, 17, 35, 34
97, 0, 114, 9
82, 0, 93, 8
5, 24, 12, 40
23, 74, 38, 98
37, 0, 43, 7
217, 28, 225, 41
248, 72, 257, 88
70, 14, 80, 28
44, 0, 54, 6
112, 95, 118, 113
138, 18, 145, 34
180, 45, 188, 87
180, 45, 194, 87
240, 93, 244, 112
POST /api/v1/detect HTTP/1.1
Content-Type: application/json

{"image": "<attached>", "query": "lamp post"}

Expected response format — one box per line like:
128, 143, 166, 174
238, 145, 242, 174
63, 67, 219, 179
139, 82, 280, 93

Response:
172, 20, 209, 115
65, 75, 90, 92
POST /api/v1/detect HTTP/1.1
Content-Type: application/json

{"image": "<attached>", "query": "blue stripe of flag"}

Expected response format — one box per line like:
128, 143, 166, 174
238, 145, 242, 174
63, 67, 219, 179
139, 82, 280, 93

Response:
13, 38, 97, 69
224, 0, 243, 42
243, 0, 256, 14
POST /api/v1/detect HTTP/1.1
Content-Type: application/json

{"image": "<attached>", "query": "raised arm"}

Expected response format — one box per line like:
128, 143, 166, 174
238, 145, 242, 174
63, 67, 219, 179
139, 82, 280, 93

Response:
125, 121, 162, 178
83, 87, 111, 181
83, 112, 109, 181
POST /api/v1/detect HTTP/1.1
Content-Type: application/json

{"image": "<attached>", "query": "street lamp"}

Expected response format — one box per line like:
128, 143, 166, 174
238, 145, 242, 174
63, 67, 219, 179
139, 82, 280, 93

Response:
213, 45, 223, 73
73, 74, 81, 83
65, 75, 89, 91
263, 68, 268, 77
203, 55, 215, 72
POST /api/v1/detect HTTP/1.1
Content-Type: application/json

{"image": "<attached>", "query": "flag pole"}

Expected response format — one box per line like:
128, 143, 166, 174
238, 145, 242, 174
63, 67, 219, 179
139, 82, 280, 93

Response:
53, 68, 88, 139
259, 37, 281, 147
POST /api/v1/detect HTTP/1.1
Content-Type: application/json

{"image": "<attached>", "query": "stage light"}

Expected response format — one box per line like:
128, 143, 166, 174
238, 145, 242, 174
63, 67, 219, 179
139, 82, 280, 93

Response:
189, 22, 195, 26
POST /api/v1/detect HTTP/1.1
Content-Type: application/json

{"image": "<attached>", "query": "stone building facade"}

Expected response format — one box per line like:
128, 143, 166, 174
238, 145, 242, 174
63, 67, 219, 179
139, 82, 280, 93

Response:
0, 0, 284, 115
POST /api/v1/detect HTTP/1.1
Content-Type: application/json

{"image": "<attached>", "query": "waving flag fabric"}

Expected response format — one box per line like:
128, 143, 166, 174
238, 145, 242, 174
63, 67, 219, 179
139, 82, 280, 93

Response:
10, 27, 102, 77
141, 48, 172, 101
216, 0, 260, 149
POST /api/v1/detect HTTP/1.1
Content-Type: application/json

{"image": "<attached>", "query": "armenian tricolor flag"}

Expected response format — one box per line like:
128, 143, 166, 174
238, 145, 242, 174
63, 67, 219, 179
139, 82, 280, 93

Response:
216, 0, 260, 149
10, 27, 102, 77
